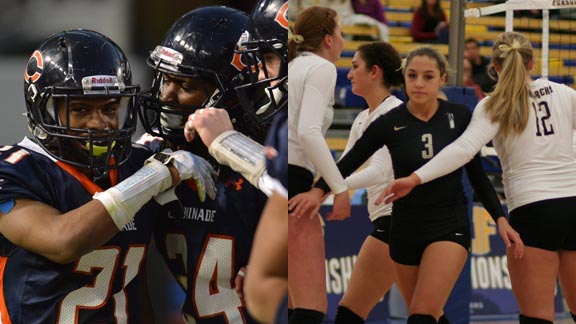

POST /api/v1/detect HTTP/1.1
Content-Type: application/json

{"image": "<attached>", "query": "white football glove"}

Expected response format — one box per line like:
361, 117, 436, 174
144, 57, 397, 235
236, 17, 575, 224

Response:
152, 150, 217, 203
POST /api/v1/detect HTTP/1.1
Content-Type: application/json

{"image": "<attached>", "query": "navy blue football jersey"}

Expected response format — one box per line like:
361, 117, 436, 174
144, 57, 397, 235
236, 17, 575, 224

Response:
0, 137, 159, 324
265, 111, 288, 193
142, 137, 267, 324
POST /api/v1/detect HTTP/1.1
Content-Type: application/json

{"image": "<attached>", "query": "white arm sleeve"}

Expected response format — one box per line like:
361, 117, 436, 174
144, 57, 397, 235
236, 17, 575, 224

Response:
340, 110, 392, 190
415, 105, 499, 183
298, 64, 347, 194
344, 146, 391, 190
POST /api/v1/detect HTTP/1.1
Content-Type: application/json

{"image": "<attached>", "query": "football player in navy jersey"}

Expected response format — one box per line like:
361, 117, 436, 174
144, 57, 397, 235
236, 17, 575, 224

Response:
185, 0, 288, 198
182, 1, 289, 322
137, 6, 268, 323
0, 29, 213, 324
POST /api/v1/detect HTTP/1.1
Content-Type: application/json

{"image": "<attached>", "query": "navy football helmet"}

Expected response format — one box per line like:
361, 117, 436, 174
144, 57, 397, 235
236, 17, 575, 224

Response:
139, 6, 249, 143
235, 0, 288, 130
24, 29, 139, 180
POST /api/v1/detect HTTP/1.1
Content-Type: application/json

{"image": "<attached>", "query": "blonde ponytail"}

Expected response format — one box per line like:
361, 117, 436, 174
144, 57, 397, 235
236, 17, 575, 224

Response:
484, 32, 533, 137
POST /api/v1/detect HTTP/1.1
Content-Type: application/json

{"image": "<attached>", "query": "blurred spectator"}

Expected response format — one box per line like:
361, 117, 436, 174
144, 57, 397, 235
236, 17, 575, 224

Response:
464, 38, 497, 93
463, 58, 485, 100
293, 0, 389, 41
351, 0, 387, 24
351, 0, 390, 41
411, 0, 449, 44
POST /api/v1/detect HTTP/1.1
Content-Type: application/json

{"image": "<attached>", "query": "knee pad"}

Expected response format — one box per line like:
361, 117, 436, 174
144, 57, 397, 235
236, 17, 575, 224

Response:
438, 315, 450, 324
334, 305, 364, 324
519, 314, 553, 324
288, 308, 324, 324
407, 314, 438, 324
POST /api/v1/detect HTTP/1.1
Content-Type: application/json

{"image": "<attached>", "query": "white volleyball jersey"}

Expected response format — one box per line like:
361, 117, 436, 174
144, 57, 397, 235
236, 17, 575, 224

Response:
343, 95, 403, 221
288, 52, 347, 194
416, 78, 576, 211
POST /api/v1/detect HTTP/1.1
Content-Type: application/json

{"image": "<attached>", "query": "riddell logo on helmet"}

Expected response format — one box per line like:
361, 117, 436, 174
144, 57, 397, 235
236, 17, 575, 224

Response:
153, 46, 183, 65
92, 76, 114, 84
162, 48, 176, 59
81, 75, 119, 89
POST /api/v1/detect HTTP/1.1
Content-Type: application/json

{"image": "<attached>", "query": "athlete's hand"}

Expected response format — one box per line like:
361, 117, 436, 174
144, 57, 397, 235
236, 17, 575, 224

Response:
288, 188, 324, 219
326, 191, 351, 221
376, 173, 422, 205
154, 150, 217, 202
186, 107, 234, 146
497, 217, 524, 259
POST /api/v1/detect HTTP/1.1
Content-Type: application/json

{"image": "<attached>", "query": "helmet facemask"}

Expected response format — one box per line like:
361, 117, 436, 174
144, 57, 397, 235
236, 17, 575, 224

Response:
23, 30, 139, 182
139, 49, 226, 143
235, 35, 287, 130
27, 84, 138, 181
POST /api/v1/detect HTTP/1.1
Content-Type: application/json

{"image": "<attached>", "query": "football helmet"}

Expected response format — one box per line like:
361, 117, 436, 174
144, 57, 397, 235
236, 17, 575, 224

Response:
235, 0, 288, 130
24, 29, 139, 180
139, 6, 249, 142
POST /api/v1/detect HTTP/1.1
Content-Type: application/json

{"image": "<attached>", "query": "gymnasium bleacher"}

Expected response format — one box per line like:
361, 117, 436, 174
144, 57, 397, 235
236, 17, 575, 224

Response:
329, 0, 576, 151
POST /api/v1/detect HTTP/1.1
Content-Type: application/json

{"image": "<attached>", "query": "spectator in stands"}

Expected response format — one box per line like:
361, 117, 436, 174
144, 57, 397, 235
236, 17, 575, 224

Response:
411, 0, 449, 44
463, 58, 485, 100
351, 0, 390, 41
294, 46, 521, 324
293, 0, 389, 41
385, 31, 576, 324
332, 41, 404, 324
464, 38, 497, 93
287, 6, 350, 324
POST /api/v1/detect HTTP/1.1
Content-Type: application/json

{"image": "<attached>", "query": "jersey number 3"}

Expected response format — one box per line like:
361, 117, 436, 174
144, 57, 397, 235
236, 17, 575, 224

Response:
422, 133, 434, 159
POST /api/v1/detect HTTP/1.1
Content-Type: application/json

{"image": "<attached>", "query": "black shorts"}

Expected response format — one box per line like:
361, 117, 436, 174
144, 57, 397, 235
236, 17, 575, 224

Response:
509, 196, 576, 251
369, 216, 392, 244
390, 225, 471, 266
288, 164, 313, 199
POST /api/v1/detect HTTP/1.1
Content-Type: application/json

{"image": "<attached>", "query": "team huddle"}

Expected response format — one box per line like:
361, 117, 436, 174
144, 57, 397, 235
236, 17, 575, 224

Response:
288, 5, 576, 324
0, 0, 287, 324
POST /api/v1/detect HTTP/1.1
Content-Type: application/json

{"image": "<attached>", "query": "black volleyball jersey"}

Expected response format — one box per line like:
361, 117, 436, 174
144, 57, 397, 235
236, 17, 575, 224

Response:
317, 100, 503, 237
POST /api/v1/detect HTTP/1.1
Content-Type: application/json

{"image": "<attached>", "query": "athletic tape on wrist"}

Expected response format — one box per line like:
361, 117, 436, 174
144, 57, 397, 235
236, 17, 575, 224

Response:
209, 130, 265, 186
94, 159, 172, 230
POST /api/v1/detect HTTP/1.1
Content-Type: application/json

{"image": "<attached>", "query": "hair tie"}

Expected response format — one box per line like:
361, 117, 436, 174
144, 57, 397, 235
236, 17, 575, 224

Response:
396, 58, 407, 71
498, 39, 521, 58
288, 28, 304, 45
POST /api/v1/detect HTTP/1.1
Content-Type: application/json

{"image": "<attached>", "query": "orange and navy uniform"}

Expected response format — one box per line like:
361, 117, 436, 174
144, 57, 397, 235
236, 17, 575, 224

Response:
0, 138, 159, 324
